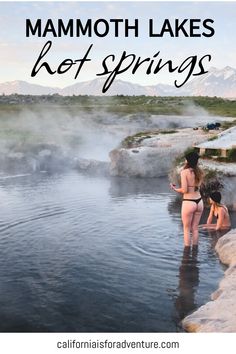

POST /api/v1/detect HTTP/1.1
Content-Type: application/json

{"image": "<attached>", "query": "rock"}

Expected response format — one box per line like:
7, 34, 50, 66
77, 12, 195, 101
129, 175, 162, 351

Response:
182, 230, 236, 332
0, 141, 110, 175
109, 128, 210, 177
0, 143, 73, 174
3, 152, 36, 173
38, 149, 52, 158
75, 158, 110, 175
219, 176, 236, 211
109, 146, 174, 177
215, 230, 236, 265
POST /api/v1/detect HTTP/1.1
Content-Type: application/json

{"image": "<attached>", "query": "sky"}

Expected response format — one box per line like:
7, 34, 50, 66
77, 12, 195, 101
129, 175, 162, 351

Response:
0, 1, 236, 88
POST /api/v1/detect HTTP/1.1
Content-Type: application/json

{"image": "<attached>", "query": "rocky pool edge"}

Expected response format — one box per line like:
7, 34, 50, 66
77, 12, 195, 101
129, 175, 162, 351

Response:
182, 228, 236, 332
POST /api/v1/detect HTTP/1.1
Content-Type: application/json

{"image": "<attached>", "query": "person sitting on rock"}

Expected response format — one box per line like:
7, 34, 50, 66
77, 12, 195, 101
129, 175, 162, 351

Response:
200, 191, 231, 230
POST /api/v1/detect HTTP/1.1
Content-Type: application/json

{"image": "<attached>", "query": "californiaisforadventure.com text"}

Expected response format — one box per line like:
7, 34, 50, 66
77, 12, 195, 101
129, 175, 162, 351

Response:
56, 338, 180, 350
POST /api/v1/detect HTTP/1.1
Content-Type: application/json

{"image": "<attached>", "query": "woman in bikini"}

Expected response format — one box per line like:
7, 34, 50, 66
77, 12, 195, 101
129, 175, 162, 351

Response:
200, 191, 231, 230
170, 151, 204, 247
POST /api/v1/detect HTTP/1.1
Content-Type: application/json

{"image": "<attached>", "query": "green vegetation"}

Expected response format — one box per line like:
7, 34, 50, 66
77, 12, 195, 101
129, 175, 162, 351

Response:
159, 130, 177, 134
203, 168, 223, 180
199, 148, 236, 163
121, 130, 159, 148
201, 148, 221, 158
227, 148, 236, 162
192, 96, 236, 117
200, 168, 224, 200
121, 129, 177, 148
207, 135, 218, 141
221, 119, 236, 130
1, 95, 236, 117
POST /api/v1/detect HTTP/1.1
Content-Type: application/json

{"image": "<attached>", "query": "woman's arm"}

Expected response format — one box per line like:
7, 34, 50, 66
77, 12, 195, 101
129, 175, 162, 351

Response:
171, 170, 188, 194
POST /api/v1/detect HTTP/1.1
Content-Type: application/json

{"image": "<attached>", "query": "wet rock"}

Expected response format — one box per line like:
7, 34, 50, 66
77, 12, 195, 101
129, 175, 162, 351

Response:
215, 231, 236, 266
75, 158, 110, 176
1, 143, 72, 174
0, 141, 111, 175
2, 152, 37, 173
109, 146, 175, 177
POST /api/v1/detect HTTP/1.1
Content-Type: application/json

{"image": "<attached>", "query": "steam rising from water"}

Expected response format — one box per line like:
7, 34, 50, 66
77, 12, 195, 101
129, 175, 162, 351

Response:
0, 102, 230, 174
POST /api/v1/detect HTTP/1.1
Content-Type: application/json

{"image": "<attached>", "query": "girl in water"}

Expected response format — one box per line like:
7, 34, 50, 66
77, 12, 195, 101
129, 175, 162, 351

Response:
201, 191, 231, 230
170, 151, 204, 247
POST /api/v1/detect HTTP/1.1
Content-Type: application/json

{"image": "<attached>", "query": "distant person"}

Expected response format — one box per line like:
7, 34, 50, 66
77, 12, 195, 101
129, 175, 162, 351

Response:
200, 191, 231, 230
170, 151, 204, 247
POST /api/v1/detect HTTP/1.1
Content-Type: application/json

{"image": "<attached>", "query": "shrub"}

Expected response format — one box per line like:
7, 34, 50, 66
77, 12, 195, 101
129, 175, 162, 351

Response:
227, 148, 236, 162
159, 130, 177, 134
200, 169, 224, 200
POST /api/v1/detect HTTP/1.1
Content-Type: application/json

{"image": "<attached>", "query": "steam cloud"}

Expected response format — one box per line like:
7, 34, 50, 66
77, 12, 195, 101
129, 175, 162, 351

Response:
0, 101, 227, 175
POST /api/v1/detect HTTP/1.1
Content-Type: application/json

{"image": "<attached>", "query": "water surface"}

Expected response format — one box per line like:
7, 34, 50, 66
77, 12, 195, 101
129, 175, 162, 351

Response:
0, 172, 234, 332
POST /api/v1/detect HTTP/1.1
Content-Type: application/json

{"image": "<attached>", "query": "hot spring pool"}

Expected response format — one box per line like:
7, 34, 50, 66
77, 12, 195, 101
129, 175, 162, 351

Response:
0, 171, 234, 332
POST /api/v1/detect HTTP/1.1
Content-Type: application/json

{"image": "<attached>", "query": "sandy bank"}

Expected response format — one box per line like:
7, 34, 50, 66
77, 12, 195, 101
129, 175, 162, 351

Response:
182, 229, 236, 332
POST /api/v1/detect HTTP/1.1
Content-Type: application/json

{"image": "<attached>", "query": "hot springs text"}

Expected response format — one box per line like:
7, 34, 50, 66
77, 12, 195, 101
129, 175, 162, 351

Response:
26, 18, 215, 93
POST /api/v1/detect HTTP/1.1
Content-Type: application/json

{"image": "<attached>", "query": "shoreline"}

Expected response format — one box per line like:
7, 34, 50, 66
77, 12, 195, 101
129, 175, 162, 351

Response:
182, 228, 236, 332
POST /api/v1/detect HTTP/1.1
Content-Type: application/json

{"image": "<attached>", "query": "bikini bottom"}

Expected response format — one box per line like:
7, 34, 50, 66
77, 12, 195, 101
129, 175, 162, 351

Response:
182, 198, 202, 204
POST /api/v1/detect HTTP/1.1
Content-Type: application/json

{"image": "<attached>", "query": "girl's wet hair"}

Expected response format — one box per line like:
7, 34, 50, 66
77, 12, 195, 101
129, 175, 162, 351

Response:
184, 151, 203, 185
185, 151, 199, 168
210, 191, 222, 203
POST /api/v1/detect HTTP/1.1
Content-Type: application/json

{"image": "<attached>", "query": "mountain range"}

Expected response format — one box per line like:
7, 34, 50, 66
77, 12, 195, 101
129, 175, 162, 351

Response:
1, 66, 236, 97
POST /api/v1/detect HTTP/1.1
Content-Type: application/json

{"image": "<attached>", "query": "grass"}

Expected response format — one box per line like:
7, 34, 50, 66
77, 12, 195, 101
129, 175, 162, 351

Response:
192, 97, 236, 117
121, 130, 160, 148
207, 135, 218, 141
159, 130, 177, 134
1, 95, 236, 117
221, 119, 236, 130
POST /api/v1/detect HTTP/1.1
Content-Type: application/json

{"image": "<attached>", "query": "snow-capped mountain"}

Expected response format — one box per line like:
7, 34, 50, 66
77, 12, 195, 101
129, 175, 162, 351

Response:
182, 66, 236, 97
1, 66, 236, 97
61, 78, 147, 96
0, 80, 60, 95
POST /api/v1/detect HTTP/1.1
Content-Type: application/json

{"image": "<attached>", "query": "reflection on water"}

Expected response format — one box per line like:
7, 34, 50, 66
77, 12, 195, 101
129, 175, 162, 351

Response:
109, 176, 169, 198
175, 246, 199, 321
0, 171, 235, 332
